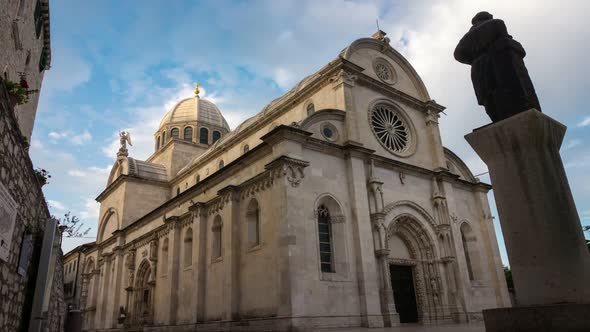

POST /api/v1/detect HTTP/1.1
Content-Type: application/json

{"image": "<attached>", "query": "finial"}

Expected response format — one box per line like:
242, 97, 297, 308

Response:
194, 83, 201, 97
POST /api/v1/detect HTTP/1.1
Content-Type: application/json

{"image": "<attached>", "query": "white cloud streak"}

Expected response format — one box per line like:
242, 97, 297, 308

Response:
579, 117, 590, 127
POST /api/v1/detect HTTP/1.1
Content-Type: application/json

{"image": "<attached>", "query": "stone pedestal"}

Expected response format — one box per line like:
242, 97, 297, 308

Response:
465, 109, 590, 331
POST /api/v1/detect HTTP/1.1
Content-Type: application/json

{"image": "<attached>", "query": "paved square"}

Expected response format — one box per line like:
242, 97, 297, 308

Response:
321, 323, 485, 332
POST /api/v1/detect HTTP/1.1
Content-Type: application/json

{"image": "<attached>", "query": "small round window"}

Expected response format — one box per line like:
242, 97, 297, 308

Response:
369, 103, 414, 156
372, 58, 397, 85
320, 123, 338, 142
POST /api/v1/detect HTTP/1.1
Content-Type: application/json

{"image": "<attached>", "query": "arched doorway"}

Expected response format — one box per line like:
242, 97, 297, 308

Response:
386, 214, 445, 324
132, 260, 153, 326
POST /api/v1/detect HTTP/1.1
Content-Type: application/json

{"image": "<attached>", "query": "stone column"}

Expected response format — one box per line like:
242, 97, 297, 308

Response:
431, 176, 465, 321
466, 110, 590, 331
370, 211, 400, 327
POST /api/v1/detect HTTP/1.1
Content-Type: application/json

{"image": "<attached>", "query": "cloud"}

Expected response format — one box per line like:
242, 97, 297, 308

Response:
565, 156, 590, 169
47, 200, 66, 210
79, 198, 100, 221
579, 117, 590, 127
43, 45, 91, 95
71, 130, 92, 145
562, 139, 581, 151
48, 131, 67, 139
47, 130, 93, 145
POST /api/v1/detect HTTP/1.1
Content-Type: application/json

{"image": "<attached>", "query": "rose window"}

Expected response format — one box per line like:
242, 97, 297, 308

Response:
375, 63, 391, 81
370, 104, 410, 153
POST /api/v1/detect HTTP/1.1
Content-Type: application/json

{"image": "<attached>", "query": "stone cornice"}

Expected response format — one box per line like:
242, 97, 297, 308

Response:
349, 67, 445, 114
96, 174, 169, 202
171, 59, 361, 182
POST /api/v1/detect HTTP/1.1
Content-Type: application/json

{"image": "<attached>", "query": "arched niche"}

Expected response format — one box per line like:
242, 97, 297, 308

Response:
97, 208, 120, 243
246, 198, 261, 248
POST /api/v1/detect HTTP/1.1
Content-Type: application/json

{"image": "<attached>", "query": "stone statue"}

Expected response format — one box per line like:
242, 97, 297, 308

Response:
119, 131, 132, 150
454, 11, 541, 122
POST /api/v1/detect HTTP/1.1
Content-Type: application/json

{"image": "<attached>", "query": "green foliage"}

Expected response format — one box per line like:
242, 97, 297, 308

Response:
504, 266, 514, 289
584, 226, 590, 253
5, 80, 30, 105
56, 212, 91, 238
33, 168, 51, 186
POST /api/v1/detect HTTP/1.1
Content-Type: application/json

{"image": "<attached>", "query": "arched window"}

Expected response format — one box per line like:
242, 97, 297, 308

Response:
243, 144, 249, 154
176, 187, 180, 196
161, 238, 169, 275
184, 228, 193, 267
162, 131, 166, 143
156, 136, 161, 149
461, 222, 482, 281
212, 216, 222, 259
212, 131, 221, 143
184, 127, 193, 141
307, 103, 315, 116
200, 127, 209, 145
195, 174, 200, 183
246, 199, 260, 248
317, 204, 334, 273
171, 128, 180, 139
218, 160, 224, 169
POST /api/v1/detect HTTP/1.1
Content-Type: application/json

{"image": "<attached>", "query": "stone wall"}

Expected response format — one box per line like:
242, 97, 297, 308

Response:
47, 248, 67, 332
0, 78, 64, 331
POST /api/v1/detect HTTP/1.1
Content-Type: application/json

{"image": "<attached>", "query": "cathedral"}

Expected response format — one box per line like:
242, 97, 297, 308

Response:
77, 31, 509, 331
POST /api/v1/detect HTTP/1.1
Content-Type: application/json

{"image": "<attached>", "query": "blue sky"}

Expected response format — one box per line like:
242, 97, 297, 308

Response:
31, 0, 590, 263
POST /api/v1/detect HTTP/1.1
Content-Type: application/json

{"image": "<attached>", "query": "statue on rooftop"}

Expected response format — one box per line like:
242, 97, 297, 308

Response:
119, 131, 132, 150
454, 11, 541, 122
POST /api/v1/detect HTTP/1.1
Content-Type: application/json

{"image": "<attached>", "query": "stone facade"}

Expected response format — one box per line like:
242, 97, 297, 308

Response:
47, 247, 67, 332
64, 242, 95, 310
0, 76, 64, 331
76, 32, 510, 331
0, 0, 51, 142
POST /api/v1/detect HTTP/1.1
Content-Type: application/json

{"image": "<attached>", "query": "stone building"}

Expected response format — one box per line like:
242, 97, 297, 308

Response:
64, 242, 95, 310
78, 31, 509, 331
0, 0, 51, 142
0, 1, 65, 331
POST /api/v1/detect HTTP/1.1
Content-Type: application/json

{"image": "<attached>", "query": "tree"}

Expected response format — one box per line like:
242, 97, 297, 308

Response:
56, 212, 90, 238
584, 226, 590, 253
504, 266, 514, 289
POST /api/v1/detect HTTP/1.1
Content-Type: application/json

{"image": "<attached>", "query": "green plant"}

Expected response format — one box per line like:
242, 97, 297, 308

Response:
33, 168, 51, 186
5, 80, 30, 105
504, 266, 514, 289
56, 212, 90, 238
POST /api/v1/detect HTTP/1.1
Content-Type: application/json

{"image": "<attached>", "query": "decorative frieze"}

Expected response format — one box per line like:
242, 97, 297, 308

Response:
265, 155, 309, 188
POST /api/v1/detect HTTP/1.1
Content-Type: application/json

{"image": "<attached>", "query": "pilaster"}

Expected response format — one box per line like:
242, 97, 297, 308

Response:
425, 101, 447, 170
264, 155, 309, 324
344, 147, 384, 327
217, 185, 241, 320
330, 68, 361, 145
166, 216, 181, 324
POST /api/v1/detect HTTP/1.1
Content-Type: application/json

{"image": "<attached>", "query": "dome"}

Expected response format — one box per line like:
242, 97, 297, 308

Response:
158, 96, 230, 131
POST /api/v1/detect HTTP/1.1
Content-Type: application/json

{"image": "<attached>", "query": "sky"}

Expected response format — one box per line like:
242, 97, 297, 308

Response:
30, 0, 590, 264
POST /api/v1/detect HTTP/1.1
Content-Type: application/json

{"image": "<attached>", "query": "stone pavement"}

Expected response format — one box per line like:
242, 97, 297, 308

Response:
321, 323, 485, 332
